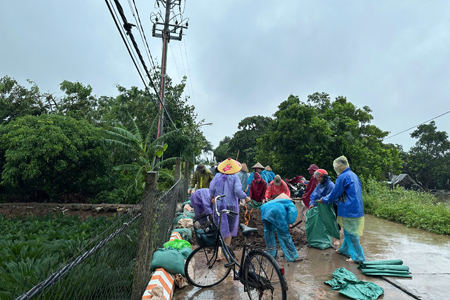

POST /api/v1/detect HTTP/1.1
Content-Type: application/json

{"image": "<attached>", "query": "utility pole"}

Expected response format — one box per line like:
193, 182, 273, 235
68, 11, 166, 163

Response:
152, 0, 188, 166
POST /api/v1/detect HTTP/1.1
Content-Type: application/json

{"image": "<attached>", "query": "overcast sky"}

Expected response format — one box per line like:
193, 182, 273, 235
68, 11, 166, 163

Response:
1, 0, 450, 152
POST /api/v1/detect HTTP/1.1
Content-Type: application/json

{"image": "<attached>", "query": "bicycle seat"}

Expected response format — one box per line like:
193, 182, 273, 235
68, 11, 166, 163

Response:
240, 223, 258, 236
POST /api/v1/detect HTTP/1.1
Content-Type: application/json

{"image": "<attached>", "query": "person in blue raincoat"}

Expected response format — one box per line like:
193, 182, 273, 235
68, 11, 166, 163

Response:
309, 169, 340, 246
318, 156, 366, 263
261, 165, 275, 184
309, 169, 335, 208
210, 158, 251, 247
261, 194, 302, 262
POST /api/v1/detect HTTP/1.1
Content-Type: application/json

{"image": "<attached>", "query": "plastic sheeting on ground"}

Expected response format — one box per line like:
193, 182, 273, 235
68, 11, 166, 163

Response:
305, 203, 339, 250
325, 267, 384, 300
358, 259, 412, 278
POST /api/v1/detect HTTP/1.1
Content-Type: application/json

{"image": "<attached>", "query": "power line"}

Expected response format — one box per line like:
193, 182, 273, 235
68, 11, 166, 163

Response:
183, 37, 195, 105
169, 43, 182, 81
106, 0, 179, 131
129, 0, 158, 73
384, 110, 450, 140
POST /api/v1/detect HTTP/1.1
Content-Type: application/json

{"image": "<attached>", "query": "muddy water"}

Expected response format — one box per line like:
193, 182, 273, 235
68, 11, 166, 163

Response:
174, 204, 450, 299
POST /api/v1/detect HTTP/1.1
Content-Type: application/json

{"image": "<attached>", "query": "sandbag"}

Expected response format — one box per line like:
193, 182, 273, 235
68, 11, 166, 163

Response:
173, 228, 193, 242
317, 202, 340, 239
305, 207, 332, 250
175, 274, 189, 289
177, 218, 194, 229
173, 211, 196, 224
150, 248, 185, 276
163, 239, 192, 250
179, 247, 193, 259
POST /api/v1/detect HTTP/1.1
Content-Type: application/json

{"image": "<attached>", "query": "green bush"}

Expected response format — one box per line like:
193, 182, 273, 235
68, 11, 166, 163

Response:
363, 178, 450, 235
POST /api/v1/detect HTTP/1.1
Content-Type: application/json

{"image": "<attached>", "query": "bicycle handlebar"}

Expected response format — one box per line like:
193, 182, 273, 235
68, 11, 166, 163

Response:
213, 194, 238, 218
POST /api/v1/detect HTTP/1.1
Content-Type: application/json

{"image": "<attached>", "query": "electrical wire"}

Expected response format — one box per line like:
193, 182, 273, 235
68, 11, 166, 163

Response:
106, 0, 179, 131
384, 110, 450, 140
183, 37, 196, 106
169, 43, 182, 81
129, 0, 158, 73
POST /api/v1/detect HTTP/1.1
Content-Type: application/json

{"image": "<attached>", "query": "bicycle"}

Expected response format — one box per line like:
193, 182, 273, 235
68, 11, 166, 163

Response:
184, 194, 288, 299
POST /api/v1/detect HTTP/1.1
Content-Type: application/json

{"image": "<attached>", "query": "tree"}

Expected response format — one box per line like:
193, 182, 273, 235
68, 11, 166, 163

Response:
103, 113, 175, 192
0, 76, 47, 125
227, 116, 272, 166
407, 121, 450, 190
214, 136, 232, 163
256, 93, 402, 179
0, 114, 110, 200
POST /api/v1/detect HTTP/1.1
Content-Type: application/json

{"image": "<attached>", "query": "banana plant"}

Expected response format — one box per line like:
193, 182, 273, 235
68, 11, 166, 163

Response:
103, 112, 177, 191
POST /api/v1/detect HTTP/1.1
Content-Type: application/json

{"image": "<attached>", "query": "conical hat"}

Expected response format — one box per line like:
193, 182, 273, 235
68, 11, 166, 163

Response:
265, 165, 272, 171
252, 162, 264, 169
241, 163, 249, 173
218, 158, 242, 175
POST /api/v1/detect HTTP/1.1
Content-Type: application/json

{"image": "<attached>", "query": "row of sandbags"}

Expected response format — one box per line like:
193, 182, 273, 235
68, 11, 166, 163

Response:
146, 198, 196, 299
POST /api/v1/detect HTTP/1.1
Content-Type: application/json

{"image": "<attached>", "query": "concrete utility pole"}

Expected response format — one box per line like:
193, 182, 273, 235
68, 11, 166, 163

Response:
152, 0, 188, 166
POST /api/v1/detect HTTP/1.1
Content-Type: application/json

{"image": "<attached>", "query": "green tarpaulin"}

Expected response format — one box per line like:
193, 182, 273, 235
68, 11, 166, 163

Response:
325, 267, 384, 300
305, 203, 339, 250
358, 259, 412, 278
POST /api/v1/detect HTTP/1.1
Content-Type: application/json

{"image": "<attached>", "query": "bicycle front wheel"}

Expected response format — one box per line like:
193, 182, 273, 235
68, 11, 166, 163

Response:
184, 245, 233, 288
244, 250, 287, 300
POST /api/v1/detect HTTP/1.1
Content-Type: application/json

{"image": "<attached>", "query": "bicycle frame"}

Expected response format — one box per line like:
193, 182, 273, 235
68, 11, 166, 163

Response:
211, 195, 264, 283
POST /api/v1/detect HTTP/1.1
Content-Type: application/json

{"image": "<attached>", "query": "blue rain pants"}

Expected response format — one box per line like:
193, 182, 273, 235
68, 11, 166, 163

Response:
263, 220, 299, 262
339, 230, 365, 262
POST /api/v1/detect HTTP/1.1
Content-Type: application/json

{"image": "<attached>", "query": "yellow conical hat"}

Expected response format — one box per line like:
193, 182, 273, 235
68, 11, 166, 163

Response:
218, 158, 242, 175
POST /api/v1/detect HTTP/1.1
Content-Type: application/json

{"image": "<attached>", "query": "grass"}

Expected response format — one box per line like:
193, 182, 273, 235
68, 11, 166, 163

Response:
363, 178, 450, 235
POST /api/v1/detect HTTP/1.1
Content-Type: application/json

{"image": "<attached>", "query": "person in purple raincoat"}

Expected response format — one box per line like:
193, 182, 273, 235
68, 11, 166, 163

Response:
210, 158, 251, 247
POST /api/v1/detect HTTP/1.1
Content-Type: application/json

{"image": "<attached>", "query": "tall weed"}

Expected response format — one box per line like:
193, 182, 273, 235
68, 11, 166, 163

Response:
363, 178, 450, 235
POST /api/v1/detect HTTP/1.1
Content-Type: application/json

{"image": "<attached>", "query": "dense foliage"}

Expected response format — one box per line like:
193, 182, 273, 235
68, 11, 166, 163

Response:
0, 74, 205, 202
215, 92, 402, 180
257, 93, 402, 178
0, 114, 110, 200
402, 121, 450, 190
363, 178, 450, 235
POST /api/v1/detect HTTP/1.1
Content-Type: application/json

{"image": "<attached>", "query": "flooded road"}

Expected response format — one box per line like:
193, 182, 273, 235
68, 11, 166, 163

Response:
174, 206, 450, 299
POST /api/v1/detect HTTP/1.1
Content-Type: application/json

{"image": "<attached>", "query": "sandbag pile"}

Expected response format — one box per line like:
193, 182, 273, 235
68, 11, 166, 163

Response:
142, 198, 196, 300
358, 259, 412, 278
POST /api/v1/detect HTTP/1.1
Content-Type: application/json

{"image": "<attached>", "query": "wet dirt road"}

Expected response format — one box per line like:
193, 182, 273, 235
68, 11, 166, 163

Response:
174, 203, 450, 299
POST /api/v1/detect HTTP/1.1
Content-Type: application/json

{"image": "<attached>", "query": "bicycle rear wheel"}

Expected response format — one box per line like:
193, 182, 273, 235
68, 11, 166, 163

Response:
244, 250, 287, 300
184, 245, 234, 288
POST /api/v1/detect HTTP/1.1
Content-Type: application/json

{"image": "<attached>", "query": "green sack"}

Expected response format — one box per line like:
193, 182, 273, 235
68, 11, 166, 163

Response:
179, 247, 193, 259
163, 239, 192, 250
173, 211, 196, 224
317, 202, 340, 239
325, 267, 384, 300
182, 200, 192, 207
150, 248, 185, 276
173, 228, 192, 242
359, 259, 403, 267
248, 199, 263, 209
359, 265, 409, 271
305, 207, 332, 250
